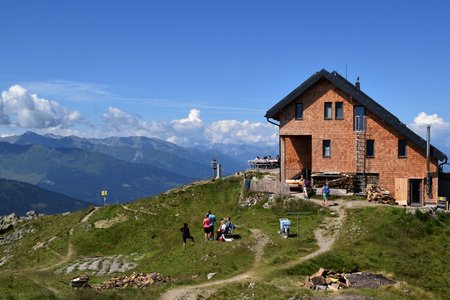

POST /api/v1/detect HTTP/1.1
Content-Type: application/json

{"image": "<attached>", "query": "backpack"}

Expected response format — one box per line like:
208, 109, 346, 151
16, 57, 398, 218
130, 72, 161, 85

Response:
303, 179, 310, 188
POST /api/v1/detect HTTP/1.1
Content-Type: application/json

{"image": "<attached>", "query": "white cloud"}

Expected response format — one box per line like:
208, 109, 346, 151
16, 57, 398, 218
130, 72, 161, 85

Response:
1, 85, 81, 129
171, 109, 203, 131
412, 112, 447, 127
410, 112, 450, 151
206, 120, 278, 145
100, 107, 278, 146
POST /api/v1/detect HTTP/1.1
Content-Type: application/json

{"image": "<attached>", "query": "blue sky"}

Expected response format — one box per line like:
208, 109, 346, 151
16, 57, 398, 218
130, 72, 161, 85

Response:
0, 1, 449, 156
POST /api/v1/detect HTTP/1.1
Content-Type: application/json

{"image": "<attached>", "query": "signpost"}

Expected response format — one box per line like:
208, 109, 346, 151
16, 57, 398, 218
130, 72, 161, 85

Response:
211, 159, 217, 179
101, 190, 108, 206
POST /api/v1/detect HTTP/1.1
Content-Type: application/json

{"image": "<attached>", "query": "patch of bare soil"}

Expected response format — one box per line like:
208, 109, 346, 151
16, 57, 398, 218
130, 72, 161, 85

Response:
345, 272, 395, 289
94, 214, 128, 229
308, 295, 374, 300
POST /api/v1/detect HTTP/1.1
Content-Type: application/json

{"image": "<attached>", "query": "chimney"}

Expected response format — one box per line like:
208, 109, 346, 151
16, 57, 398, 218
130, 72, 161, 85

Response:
355, 76, 360, 90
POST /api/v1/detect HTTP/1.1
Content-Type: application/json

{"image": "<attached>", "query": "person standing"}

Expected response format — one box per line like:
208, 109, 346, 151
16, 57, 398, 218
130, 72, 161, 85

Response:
203, 214, 211, 241
303, 177, 310, 199
323, 182, 330, 207
208, 211, 216, 240
180, 223, 195, 249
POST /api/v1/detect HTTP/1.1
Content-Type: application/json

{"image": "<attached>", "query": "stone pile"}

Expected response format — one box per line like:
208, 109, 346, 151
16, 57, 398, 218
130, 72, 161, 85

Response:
306, 268, 396, 291
238, 192, 267, 208
0, 213, 19, 234
365, 184, 396, 204
306, 268, 350, 291
0, 211, 39, 246
0, 211, 40, 234
95, 272, 173, 290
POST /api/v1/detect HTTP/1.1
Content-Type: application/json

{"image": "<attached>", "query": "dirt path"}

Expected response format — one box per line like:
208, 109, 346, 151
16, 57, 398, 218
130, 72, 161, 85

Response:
122, 205, 158, 215
21, 207, 100, 273
81, 206, 100, 223
159, 229, 270, 300
160, 199, 381, 300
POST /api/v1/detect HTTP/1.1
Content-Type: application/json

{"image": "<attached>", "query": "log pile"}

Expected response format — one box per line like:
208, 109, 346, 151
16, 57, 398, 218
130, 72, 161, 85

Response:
305, 268, 350, 291
314, 175, 355, 192
365, 184, 396, 204
95, 272, 173, 290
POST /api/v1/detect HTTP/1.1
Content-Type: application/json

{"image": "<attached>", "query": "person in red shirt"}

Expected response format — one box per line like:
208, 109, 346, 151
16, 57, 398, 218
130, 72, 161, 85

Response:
203, 214, 211, 241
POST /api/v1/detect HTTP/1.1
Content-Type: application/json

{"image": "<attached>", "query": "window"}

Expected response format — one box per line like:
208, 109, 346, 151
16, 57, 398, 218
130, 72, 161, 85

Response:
366, 140, 375, 157
323, 140, 331, 157
295, 103, 303, 120
398, 139, 407, 157
324, 102, 332, 119
335, 102, 344, 119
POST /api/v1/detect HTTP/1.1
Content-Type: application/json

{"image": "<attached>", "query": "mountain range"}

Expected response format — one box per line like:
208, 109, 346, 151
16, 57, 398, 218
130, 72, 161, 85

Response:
0, 178, 90, 216
0, 132, 265, 210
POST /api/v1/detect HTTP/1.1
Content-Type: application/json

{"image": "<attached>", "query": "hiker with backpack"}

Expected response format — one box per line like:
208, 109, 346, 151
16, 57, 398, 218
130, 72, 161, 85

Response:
208, 211, 216, 240
323, 182, 330, 207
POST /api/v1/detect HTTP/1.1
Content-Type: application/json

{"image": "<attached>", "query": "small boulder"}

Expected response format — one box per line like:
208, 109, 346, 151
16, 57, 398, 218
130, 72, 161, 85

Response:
26, 210, 38, 218
4, 213, 19, 224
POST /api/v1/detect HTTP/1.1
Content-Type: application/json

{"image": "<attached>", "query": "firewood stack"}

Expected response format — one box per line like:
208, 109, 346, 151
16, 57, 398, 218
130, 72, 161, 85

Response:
365, 184, 396, 204
314, 174, 355, 192
95, 272, 173, 290
305, 268, 350, 291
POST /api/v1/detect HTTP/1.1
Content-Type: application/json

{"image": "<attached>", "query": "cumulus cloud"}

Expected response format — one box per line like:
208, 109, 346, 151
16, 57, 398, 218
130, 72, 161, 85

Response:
1, 85, 81, 129
206, 120, 278, 145
409, 112, 450, 150
101, 107, 278, 146
171, 109, 203, 131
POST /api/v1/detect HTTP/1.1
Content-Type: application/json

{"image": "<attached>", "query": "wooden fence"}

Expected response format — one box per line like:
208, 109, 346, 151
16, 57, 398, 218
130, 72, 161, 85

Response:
249, 178, 290, 195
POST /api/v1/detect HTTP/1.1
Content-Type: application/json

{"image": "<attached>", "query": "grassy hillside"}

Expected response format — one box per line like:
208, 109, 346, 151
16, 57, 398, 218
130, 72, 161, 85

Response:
208, 207, 450, 300
1, 176, 449, 299
0, 176, 326, 299
284, 207, 450, 299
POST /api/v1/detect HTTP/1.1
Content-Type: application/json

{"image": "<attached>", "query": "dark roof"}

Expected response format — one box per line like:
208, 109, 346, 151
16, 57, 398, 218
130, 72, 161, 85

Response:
265, 69, 448, 162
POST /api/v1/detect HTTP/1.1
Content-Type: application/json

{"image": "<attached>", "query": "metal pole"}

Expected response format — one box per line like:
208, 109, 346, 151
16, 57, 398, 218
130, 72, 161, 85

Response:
426, 125, 431, 197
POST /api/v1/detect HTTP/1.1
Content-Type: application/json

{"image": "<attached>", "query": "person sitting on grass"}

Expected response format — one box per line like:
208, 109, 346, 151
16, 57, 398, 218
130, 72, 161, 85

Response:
180, 223, 195, 249
224, 216, 235, 236
216, 218, 226, 241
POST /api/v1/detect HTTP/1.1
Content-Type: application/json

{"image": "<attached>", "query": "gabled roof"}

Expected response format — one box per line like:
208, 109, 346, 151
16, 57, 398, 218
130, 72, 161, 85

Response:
265, 69, 448, 162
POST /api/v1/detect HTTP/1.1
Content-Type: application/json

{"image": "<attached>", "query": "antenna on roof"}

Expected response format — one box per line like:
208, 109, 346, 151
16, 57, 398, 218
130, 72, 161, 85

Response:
345, 64, 348, 79
355, 76, 360, 90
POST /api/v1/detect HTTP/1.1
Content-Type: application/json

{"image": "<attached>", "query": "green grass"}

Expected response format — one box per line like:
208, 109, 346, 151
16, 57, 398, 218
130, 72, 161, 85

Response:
280, 206, 450, 299
3, 176, 448, 299
0, 176, 326, 298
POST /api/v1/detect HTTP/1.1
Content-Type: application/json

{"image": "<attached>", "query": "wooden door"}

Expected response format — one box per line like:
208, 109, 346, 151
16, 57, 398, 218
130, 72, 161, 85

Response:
395, 178, 408, 205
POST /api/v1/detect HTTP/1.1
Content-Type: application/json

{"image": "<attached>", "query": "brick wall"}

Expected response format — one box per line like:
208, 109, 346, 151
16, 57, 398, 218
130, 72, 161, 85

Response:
279, 78, 438, 201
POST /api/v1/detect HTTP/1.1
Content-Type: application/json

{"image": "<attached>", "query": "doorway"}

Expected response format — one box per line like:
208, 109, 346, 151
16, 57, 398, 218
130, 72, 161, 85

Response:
409, 179, 422, 206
